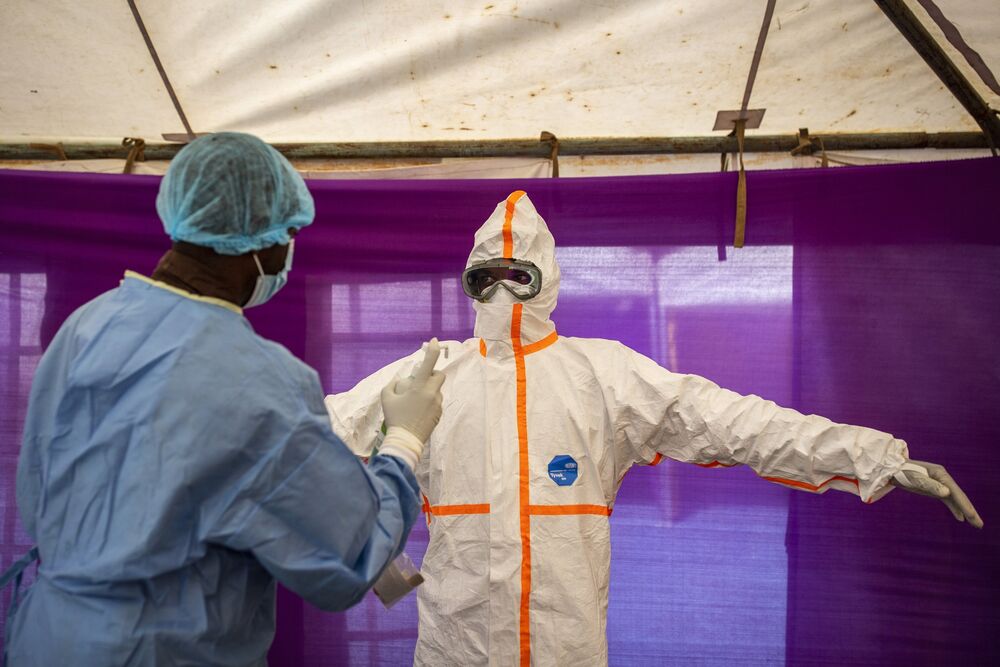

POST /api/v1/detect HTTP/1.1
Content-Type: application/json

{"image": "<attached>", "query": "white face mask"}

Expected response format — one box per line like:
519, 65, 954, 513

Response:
244, 239, 294, 308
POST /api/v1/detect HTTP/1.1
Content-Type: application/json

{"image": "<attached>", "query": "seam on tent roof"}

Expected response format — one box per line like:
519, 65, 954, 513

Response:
126, 0, 195, 141
915, 0, 1000, 98
873, 0, 1000, 155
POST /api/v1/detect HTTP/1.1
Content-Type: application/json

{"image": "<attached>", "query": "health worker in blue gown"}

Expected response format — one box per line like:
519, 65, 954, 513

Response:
8, 132, 444, 666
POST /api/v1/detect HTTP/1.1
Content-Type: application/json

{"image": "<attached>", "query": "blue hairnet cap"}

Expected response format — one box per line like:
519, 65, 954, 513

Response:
156, 132, 315, 255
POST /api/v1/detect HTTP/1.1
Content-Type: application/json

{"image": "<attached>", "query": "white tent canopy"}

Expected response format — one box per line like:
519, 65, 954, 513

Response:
1, 0, 997, 172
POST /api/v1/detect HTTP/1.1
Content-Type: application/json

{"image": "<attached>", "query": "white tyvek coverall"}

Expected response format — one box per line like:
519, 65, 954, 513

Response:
325, 191, 909, 666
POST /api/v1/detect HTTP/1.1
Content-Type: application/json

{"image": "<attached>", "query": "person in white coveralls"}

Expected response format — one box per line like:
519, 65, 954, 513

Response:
325, 190, 981, 667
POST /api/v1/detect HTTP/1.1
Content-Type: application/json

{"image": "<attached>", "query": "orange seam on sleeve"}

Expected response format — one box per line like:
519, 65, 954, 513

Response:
762, 474, 859, 492
695, 460, 737, 468
479, 338, 487, 357
502, 190, 526, 259
522, 331, 558, 355
695, 462, 860, 493
649, 453, 664, 466
528, 504, 612, 516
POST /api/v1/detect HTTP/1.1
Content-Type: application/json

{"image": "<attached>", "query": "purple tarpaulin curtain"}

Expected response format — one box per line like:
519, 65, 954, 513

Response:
0, 159, 997, 665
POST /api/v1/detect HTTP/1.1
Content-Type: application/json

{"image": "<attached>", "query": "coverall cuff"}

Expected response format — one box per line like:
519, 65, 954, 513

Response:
379, 427, 425, 469
859, 439, 910, 503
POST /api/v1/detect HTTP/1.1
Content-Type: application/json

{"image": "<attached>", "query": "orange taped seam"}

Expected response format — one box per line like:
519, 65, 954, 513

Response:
648, 453, 664, 466
502, 190, 526, 259
528, 504, 612, 516
426, 503, 491, 516
479, 338, 487, 357
512, 303, 532, 667
696, 460, 737, 468
421, 494, 432, 526
522, 331, 558, 356
762, 474, 859, 492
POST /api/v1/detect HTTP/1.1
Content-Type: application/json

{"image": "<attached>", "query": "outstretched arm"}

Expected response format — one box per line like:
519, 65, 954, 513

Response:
609, 342, 966, 509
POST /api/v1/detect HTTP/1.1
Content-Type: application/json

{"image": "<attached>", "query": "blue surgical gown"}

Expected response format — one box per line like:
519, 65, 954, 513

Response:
8, 272, 420, 666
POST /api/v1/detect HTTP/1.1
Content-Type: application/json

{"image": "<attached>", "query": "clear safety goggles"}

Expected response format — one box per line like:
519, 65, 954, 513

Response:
461, 259, 542, 302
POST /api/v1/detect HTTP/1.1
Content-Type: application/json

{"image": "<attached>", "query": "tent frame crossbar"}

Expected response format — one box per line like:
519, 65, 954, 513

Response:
0, 132, 988, 162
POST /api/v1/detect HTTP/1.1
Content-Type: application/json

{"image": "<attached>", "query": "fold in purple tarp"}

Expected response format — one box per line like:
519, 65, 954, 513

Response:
1, 159, 998, 665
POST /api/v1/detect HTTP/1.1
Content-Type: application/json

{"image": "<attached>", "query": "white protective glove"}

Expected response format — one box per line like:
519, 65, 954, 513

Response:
890, 459, 983, 528
378, 339, 445, 469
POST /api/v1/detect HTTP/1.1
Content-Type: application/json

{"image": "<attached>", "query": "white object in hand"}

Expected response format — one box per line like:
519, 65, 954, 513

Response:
378, 339, 445, 469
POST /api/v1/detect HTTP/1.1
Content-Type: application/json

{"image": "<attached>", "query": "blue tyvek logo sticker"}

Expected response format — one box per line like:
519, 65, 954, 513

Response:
548, 455, 578, 486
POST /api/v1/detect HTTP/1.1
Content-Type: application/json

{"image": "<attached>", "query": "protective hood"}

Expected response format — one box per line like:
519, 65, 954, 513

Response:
467, 191, 559, 343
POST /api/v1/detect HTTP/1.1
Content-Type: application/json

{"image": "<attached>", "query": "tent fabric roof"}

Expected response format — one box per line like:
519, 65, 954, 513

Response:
1, 1, 997, 143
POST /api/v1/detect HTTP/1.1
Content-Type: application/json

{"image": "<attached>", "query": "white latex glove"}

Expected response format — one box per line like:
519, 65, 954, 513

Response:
378, 339, 445, 469
890, 459, 983, 529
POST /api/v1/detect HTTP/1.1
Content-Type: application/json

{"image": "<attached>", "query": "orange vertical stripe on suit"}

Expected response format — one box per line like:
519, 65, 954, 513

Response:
502, 191, 526, 259
512, 303, 532, 666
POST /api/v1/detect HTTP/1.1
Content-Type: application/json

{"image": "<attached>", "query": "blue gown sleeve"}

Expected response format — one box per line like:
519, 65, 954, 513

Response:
204, 366, 420, 612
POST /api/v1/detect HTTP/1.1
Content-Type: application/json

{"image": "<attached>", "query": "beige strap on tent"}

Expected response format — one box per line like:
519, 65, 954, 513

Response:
540, 131, 560, 178
122, 138, 146, 174
734, 119, 747, 248
791, 128, 829, 167
815, 136, 829, 168
730, 0, 776, 249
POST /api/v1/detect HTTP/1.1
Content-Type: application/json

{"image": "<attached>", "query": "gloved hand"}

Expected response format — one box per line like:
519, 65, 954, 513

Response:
890, 459, 983, 528
378, 339, 445, 469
